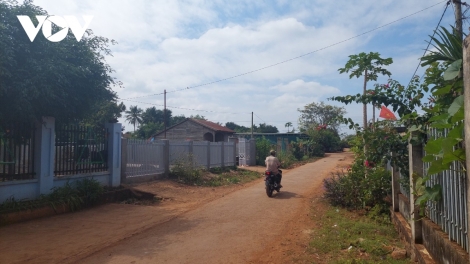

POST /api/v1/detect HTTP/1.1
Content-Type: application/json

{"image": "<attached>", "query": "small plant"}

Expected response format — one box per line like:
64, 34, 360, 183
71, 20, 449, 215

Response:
170, 154, 206, 184
75, 178, 104, 206
0, 178, 105, 214
277, 151, 296, 169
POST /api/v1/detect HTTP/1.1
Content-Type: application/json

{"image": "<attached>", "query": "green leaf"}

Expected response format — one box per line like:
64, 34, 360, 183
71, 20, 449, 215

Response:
422, 154, 435, 162
429, 113, 449, 122
433, 85, 452, 96
427, 185, 442, 201
443, 59, 462, 80
427, 159, 449, 175
448, 95, 464, 116
451, 106, 464, 123
448, 123, 464, 139
424, 138, 444, 154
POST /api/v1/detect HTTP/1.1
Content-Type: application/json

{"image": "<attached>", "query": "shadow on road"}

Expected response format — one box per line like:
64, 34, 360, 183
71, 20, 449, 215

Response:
273, 191, 302, 199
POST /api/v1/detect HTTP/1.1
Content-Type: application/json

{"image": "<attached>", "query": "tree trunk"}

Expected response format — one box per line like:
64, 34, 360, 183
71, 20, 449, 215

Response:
363, 70, 368, 129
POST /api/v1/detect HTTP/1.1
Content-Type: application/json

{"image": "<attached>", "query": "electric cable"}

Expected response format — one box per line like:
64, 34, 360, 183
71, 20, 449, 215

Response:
406, 1, 450, 88
123, 99, 249, 115
120, 0, 447, 101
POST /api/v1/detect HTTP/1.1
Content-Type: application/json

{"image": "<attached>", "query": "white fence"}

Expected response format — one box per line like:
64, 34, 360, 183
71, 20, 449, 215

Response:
121, 139, 236, 183
124, 139, 165, 179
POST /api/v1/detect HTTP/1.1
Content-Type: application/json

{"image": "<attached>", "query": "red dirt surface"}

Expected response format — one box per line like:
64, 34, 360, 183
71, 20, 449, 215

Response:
0, 152, 353, 264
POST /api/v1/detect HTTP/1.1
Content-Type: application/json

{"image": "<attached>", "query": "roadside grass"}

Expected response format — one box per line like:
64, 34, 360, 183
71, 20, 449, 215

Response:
170, 165, 263, 187
307, 202, 410, 264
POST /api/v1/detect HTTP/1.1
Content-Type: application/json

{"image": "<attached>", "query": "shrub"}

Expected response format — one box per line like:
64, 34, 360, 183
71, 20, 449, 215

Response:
75, 178, 104, 207
277, 151, 296, 169
255, 136, 274, 165
170, 154, 206, 184
323, 165, 391, 210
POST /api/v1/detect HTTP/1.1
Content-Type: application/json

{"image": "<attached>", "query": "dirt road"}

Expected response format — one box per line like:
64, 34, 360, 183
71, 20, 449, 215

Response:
0, 152, 352, 264
80, 153, 351, 264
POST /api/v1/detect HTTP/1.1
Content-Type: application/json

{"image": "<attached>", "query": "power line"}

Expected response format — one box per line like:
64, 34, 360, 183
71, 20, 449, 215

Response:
121, 0, 447, 101
123, 99, 249, 115
407, 1, 450, 88
254, 113, 267, 124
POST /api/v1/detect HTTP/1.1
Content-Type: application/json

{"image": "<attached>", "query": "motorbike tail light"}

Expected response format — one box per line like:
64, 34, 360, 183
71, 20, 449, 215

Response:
265, 171, 271, 175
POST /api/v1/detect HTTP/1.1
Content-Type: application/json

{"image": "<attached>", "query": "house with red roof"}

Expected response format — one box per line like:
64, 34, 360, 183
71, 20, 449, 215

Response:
150, 118, 235, 142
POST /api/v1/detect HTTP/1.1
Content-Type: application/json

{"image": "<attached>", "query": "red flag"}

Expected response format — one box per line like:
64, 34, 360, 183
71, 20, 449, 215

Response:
379, 105, 397, 120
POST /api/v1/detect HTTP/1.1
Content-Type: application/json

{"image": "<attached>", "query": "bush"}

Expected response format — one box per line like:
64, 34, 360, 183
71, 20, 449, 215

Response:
277, 151, 296, 168
308, 128, 342, 153
323, 165, 391, 210
170, 154, 206, 184
255, 137, 275, 165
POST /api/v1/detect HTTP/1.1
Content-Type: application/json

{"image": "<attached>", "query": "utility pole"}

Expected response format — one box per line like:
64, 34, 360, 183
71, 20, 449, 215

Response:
462, 34, 470, 262
251, 112, 253, 139
453, 0, 463, 38
164, 89, 167, 139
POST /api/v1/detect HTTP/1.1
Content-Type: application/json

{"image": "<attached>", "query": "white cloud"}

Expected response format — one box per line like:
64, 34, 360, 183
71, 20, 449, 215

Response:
26, 0, 451, 134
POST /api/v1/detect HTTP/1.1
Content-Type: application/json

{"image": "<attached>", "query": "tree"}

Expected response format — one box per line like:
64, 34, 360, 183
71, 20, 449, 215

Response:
338, 52, 393, 129
189, 114, 206, 120
255, 123, 278, 133
285, 122, 292, 133
84, 102, 126, 127
170, 114, 186, 126
125, 106, 143, 132
0, 1, 119, 123
225, 122, 250, 132
141, 107, 172, 126
297, 102, 346, 133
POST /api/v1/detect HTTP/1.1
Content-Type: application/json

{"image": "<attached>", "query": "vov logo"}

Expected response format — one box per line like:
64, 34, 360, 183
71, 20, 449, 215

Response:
17, 15, 93, 42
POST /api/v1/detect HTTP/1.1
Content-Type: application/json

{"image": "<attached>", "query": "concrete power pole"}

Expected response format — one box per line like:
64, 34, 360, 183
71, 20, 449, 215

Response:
453, 0, 463, 38
462, 34, 470, 262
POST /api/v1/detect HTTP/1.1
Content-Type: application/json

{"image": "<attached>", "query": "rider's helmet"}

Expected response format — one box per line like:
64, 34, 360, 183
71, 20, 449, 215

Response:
270, 150, 276, 156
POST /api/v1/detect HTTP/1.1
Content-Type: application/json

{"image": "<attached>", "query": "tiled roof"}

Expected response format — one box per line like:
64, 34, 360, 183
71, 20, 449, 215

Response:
189, 119, 234, 133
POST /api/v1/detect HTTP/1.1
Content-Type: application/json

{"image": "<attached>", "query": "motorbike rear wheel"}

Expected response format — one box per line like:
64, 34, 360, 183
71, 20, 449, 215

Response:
266, 183, 274, 197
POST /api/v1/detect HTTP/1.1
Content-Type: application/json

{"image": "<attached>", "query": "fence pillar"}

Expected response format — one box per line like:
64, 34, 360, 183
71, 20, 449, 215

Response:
121, 138, 128, 184
206, 141, 210, 170
233, 142, 237, 167
34, 117, 55, 196
162, 139, 170, 177
463, 34, 470, 261
106, 123, 122, 187
188, 141, 194, 167
391, 152, 400, 212
408, 137, 423, 260
249, 139, 256, 166
221, 142, 225, 168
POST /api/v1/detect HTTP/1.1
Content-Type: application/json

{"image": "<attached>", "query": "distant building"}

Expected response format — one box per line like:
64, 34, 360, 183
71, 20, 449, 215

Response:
151, 118, 235, 142
233, 133, 309, 151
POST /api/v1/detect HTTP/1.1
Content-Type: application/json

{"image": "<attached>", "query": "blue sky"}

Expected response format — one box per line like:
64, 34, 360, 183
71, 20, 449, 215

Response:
31, 0, 457, 133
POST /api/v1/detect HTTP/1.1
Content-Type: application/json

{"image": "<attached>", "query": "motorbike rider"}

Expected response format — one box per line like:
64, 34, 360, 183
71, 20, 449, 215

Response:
265, 149, 282, 188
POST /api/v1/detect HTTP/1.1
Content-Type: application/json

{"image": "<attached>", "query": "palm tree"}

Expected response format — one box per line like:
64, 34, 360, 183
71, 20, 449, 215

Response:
285, 122, 292, 133
125, 105, 143, 132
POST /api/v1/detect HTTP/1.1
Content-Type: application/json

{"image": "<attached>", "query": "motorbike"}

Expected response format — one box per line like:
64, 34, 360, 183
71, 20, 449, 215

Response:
264, 169, 282, 197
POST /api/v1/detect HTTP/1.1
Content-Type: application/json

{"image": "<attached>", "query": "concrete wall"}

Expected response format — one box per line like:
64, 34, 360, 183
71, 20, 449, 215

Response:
0, 118, 122, 202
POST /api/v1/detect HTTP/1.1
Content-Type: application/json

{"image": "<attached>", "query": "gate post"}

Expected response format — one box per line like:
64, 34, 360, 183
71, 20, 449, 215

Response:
249, 139, 256, 166
221, 142, 225, 168
391, 152, 400, 212
121, 138, 127, 184
408, 134, 423, 260
35, 116, 55, 196
162, 139, 170, 177
106, 123, 122, 187
206, 141, 210, 170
